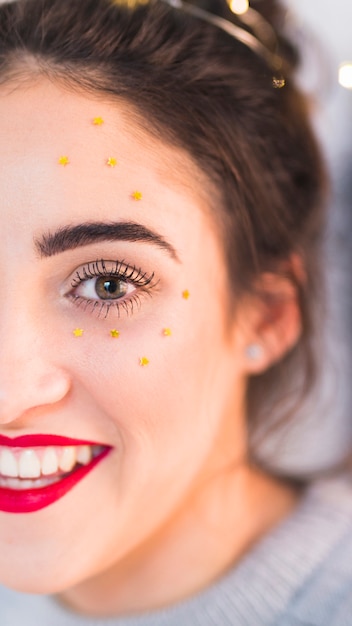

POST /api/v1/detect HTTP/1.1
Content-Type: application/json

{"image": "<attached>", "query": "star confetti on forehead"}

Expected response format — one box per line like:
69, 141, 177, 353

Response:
58, 155, 70, 166
139, 357, 150, 367
73, 328, 84, 337
163, 328, 172, 336
93, 116, 104, 125
131, 191, 143, 201
182, 290, 190, 300
107, 156, 118, 167
110, 329, 120, 338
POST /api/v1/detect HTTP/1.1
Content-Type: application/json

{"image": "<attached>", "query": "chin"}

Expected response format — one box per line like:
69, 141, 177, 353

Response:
0, 565, 79, 596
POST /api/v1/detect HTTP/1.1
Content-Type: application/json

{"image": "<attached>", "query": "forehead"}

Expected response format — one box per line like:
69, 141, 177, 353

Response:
0, 77, 210, 209
0, 77, 226, 276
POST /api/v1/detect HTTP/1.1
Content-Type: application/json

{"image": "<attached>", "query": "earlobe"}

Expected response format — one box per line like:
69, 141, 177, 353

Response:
238, 273, 302, 375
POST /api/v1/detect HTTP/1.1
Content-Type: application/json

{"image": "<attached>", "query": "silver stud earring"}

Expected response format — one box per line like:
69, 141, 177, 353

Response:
245, 344, 262, 360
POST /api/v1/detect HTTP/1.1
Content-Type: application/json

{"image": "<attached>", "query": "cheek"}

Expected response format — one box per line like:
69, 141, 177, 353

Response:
66, 290, 236, 482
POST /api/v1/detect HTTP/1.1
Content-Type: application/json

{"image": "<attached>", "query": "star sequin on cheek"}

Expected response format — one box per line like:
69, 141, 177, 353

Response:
131, 191, 142, 201
182, 290, 190, 300
93, 117, 104, 125
73, 328, 84, 337
163, 328, 172, 336
107, 157, 118, 167
58, 155, 70, 166
139, 357, 150, 367
110, 329, 120, 338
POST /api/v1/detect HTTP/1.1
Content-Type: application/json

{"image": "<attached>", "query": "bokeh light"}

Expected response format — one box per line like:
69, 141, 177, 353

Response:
228, 0, 249, 16
338, 62, 352, 89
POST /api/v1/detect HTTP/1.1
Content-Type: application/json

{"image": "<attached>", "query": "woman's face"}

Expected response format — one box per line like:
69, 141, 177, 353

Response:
0, 79, 250, 593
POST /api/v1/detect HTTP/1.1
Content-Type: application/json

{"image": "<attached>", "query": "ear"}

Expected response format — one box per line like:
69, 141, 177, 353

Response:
233, 272, 302, 375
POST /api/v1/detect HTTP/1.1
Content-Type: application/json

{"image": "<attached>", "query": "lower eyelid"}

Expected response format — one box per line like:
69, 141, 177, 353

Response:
68, 292, 144, 319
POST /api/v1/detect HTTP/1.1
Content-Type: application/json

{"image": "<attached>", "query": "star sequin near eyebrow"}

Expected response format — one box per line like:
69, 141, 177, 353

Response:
93, 117, 104, 125
58, 156, 70, 166
182, 290, 190, 299
163, 328, 172, 336
73, 328, 84, 337
107, 157, 117, 167
139, 357, 150, 367
131, 191, 142, 201
110, 329, 120, 338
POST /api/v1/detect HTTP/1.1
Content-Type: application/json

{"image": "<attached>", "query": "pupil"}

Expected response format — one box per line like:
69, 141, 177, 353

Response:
95, 277, 128, 300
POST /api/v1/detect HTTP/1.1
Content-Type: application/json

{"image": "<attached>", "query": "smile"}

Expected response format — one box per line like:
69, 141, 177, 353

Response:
0, 434, 111, 514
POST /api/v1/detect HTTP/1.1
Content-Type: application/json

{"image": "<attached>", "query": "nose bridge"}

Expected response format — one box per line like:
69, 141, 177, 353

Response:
0, 300, 71, 424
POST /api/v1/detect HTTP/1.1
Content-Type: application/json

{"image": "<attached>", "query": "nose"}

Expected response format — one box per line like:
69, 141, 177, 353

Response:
0, 311, 71, 425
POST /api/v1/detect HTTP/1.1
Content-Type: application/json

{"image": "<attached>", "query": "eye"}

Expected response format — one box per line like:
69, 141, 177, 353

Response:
74, 274, 135, 301
67, 260, 157, 319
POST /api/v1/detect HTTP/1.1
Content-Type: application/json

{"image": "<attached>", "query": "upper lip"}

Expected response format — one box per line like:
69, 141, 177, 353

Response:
0, 434, 108, 448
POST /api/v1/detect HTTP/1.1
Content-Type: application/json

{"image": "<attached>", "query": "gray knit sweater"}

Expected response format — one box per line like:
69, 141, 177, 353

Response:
2, 475, 352, 625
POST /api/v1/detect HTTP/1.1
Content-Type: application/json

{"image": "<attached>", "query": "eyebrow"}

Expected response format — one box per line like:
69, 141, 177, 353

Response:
34, 221, 180, 262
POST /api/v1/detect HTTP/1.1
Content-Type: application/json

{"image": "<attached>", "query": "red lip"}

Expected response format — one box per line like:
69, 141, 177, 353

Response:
0, 434, 100, 447
0, 435, 111, 514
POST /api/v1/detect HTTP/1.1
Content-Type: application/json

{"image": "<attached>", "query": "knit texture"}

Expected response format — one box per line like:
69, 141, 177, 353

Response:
1, 475, 352, 625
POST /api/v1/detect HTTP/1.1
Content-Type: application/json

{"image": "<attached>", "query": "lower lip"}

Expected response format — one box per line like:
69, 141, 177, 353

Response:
0, 448, 110, 514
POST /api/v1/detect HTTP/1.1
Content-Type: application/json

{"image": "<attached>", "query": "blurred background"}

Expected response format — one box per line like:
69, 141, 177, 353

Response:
257, 0, 352, 474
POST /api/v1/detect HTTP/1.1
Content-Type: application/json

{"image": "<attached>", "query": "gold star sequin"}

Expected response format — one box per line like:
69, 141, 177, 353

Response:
131, 191, 142, 201
139, 357, 150, 367
163, 328, 172, 336
93, 117, 104, 125
110, 329, 120, 338
182, 290, 190, 300
107, 157, 118, 167
58, 155, 70, 166
73, 328, 84, 337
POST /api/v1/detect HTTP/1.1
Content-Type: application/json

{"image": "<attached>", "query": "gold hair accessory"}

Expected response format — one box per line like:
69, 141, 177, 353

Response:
131, 191, 143, 201
73, 328, 84, 337
107, 157, 118, 167
93, 117, 104, 125
110, 329, 120, 338
182, 289, 190, 299
163, 327, 172, 336
58, 156, 70, 166
139, 356, 150, 366
161, 0, 285, 87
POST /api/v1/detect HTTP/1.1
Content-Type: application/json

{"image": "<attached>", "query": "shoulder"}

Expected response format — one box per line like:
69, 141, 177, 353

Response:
271, 474, 352, 625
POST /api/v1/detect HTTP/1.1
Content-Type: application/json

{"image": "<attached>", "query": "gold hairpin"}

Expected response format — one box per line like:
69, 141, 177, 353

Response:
161, 0, 285, 85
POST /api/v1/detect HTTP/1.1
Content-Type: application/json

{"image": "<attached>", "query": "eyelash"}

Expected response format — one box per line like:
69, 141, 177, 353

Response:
68, 259, 157, 319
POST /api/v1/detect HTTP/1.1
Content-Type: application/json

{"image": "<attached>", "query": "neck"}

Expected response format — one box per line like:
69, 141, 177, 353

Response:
58, 462, 300, 618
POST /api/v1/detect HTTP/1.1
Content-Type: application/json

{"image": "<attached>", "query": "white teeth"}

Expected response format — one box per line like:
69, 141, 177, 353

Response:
19, 450, 41, 479
0, 448, 18, 477
0, 444, 97, 481
76, 445, 92, 465
59, 447, 76, 473
41, 447, 59, 476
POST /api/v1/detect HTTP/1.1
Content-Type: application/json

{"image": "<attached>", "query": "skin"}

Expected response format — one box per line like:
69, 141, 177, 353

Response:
0, 77, 300, 617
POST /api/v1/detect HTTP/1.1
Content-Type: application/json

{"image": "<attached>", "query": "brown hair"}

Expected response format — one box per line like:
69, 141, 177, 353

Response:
0, 0, 326, 453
